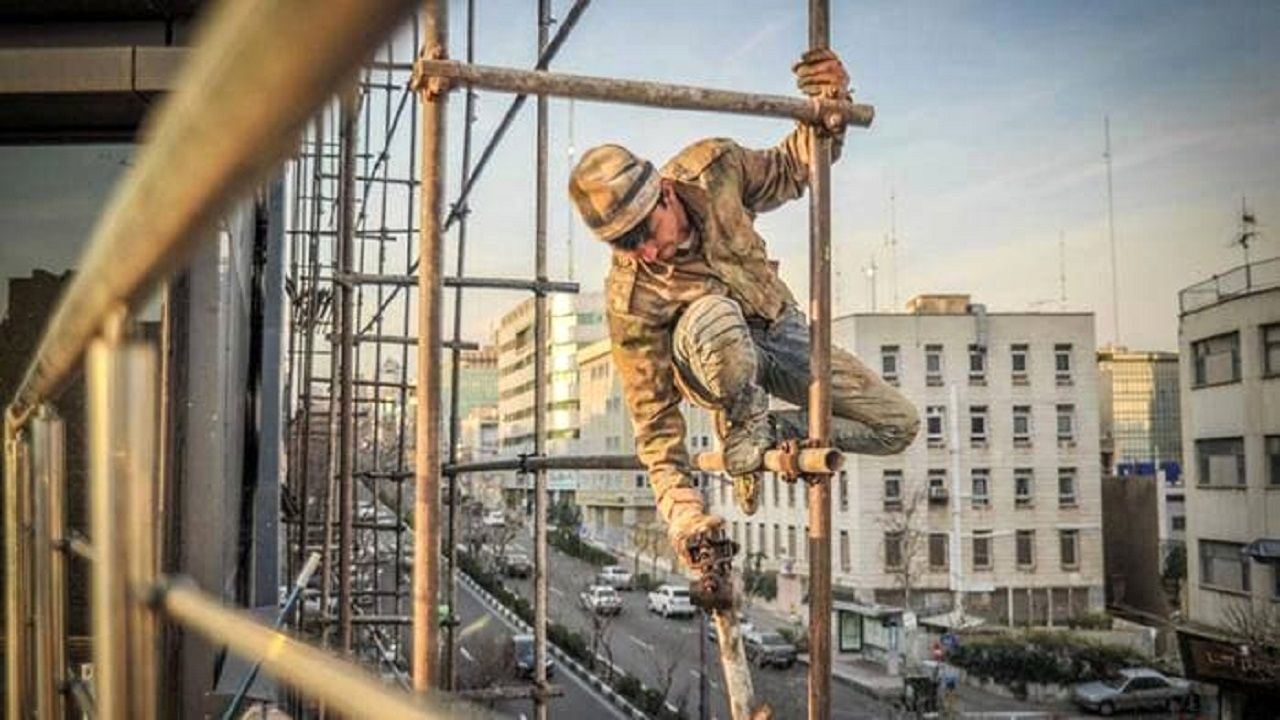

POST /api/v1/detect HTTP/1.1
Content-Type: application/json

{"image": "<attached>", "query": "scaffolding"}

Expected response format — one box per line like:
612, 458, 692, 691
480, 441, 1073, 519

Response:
3, 0, 872, 718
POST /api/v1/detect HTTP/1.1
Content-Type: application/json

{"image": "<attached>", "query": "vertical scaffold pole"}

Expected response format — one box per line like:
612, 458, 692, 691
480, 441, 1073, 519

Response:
337, 88, 359, 655
88, 314, 158, 720
5, 421, 29, 720
32, 406, 68, 720
806, 1, 834, 719
415, 0, 447, 693
533, 1, 551, 717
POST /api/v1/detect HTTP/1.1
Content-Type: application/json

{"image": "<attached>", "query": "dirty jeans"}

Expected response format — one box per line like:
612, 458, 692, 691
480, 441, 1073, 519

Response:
673, 298, 920, 457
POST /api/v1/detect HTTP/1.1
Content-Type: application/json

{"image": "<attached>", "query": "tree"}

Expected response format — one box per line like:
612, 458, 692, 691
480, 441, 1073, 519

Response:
878, 487, 928, 611
629, 521, 667, 577
578, 598, 619, 680
487, 515, 523, 575
639, 636, 689, 717
1222, 599, 1280, 683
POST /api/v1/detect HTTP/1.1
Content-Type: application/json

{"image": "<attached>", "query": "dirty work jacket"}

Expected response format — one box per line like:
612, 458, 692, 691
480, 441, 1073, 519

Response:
605, 126, 842, 522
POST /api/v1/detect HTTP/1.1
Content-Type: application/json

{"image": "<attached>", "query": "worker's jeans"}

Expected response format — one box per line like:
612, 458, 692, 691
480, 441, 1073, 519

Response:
673, 298, 919, 456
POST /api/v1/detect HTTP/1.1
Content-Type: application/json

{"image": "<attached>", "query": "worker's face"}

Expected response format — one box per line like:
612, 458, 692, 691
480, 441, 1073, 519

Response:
631, 183, 687, 264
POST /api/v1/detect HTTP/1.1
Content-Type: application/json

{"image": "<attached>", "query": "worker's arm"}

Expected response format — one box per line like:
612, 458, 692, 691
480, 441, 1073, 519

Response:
606, 306, 698, 524
737, 48, 852, 213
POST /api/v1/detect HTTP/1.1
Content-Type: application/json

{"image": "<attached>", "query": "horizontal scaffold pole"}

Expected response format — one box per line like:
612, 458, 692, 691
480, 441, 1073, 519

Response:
415, 60, 874, 129
442, 447, 842, 478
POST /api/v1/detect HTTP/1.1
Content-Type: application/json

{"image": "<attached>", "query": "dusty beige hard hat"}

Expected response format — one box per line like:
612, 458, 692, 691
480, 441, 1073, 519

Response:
568, 144, 661, 244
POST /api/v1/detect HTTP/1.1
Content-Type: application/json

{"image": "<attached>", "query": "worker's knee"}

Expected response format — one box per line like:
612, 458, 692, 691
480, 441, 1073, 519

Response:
879, 405, 920, 454
673, 295, 757, 402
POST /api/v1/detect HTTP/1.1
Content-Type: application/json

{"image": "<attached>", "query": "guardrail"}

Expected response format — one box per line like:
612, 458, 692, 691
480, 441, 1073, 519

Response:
1178, 256, 1280, 314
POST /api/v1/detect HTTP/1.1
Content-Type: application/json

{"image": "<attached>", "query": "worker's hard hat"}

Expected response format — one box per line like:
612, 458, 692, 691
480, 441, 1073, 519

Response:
568, 144, 660, 244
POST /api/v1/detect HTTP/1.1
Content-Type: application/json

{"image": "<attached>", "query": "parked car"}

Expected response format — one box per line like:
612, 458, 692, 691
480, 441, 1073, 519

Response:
1071, 667, 1194, 716
511, 634, 555, 680
744, 631, 797, 669
502, 551, 532, 578
647, 584, 696, 618
705, 615, 755, 643
579, 584, 624, 615
596, 564, 634, 590
482, 509, 506, 528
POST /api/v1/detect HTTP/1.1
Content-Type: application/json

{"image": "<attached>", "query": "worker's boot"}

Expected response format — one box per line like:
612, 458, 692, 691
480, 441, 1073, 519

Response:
716, 386, 770, 515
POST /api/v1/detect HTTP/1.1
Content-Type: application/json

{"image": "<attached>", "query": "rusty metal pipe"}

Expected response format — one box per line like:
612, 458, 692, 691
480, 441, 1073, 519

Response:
5, 0, 423, 434
414, 0, 447, 692
336, 92, 359, 654
151, 578, 480, 719
5, 426, 28, 719
415, 60, 874, 130
806, 3, 834, 718
443, 453, 646, 476
693, 447, 842, 476
532, 2, 551, 717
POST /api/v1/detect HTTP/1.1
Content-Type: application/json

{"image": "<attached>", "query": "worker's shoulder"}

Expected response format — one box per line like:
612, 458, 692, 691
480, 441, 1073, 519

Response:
660, 137, 739, 182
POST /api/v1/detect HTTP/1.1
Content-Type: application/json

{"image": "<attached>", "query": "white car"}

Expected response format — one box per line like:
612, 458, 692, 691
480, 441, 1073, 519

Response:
647, 584, 696, 618
579, 585, 623, 615
482, 509, 506, 527
596, 565, 633, 590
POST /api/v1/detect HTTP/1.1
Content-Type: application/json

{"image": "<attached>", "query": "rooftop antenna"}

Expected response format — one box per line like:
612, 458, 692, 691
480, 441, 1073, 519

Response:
1104, 116, 1121, 345
566, 98, 576, 281
1227, 197, 1263, 289
887, 188, 899, 310
862, 254, 878, 312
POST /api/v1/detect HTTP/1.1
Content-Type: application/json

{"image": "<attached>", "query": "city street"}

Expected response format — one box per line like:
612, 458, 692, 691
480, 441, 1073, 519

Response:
452, 574, 629, 719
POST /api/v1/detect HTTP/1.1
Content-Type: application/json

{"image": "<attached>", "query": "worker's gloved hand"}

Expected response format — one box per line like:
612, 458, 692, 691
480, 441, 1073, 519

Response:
793, 48, 851, 101
668, 511, 725, 571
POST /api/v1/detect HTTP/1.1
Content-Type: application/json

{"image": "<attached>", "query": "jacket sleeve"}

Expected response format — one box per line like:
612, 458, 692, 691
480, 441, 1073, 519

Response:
607, 308, 692, 517
735, 124, 845, 214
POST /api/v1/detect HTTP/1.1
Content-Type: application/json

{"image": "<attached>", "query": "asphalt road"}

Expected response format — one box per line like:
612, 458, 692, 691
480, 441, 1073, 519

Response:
452, 574, 629, 720
502, 533, 889, 720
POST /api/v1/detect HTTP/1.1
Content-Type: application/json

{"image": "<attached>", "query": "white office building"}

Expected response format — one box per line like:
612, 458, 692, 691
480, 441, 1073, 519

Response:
1175, 257, 1280, 715
711, 294, 1105, 628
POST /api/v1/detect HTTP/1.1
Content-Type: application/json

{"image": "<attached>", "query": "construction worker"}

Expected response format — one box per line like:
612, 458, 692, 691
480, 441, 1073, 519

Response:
568, 50, 919, 570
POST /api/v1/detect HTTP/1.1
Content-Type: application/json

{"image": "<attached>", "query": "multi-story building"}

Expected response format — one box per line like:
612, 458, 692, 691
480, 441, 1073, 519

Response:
495, 292, 605, 503
573, 338, 716, 560
1096, 347, 1185, 554
1176, 257, 1280, 716
712, 294, 1105, 630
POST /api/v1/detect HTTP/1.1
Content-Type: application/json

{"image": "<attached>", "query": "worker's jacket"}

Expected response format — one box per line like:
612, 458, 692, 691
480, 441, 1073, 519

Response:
606, 127, 842, 502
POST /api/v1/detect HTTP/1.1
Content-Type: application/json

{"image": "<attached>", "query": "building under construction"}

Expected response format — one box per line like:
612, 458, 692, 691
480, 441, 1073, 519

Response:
2, 1, 875, 718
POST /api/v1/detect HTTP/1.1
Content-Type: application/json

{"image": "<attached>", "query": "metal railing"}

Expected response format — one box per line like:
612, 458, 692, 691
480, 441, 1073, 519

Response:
1178, 255, 1280, 314
1, 1, 480, 718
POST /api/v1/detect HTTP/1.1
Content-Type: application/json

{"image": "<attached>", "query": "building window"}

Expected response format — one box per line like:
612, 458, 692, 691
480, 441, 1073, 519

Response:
1171, 516, 1186, 532
973, 531, 993, 570
884, 531, 903, 570
1056, 404, 1076, 445
744, 521, 753, 555
635, 474, 645, 489
971, 468, 990, 508
731, 521, 740, 546
1058, 467, 1078, 507
1265, 324, 1280, 377
1054, 343, 1073, 385
970, 405, 989, 446
840, 530, 851, 572
720, 478, 728, 507
759, 524, 768, 559
1196, 437, 1246, 487
1269, 436, 1280, 486
1014, 468, 1034, 507
839, 470, 849, 511
1200, 539, 1250, 593
1013, 405, 1032, 446
969, 344, 987, 384
1060, 529, 1080, 569
774, 524, 782, 558
788, 526, 797, 559
1192, 332, 1241, 386
881, 344, 900, 385
1016, 530, 1036, 568
883, 470, 903, 509
925, 344, 944, 386
1011, 343, 1029, 384
926, 405, 946, 447
928, 534, 949, 569
928, 469, 948, 504
772, 473, 780, 507
787, 480, 796, 508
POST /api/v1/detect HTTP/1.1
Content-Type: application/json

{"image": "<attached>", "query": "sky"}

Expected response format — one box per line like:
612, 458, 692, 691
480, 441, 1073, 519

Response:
2, 0, 1278, 354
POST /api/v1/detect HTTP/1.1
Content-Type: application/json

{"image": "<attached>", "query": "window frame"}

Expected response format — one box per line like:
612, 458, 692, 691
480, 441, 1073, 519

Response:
1058, 467, 1078, 507
1192, 331, 1242, 387
968, 344, 987, 384
928, 533, 949, 570
1012, 405, 1032, 446
1059, 529, 1080, 569
926, 405, 947, 448
925, 344, 944, 386
969, 405, 989, 446
1014, 468, 1034, 507
1264, 323, 1280, 378
1054, 343, 1073, 385
1011, 343, 1029, 384
1267, 435, 1280, 487
971, 468, 991, 508
884, 531, 904, 570
1199, 539, 1251, 594
881, 344, 901, 385
1016, 529, 1036, 569
1196, 437, 1246, 488
883, 469, 903, 509
1056, 403, 1076, 445
972, 530, 993, 570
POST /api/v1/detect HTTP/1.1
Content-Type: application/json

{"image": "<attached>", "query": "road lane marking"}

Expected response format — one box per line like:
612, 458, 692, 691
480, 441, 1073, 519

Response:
550, 586, 564, 597
628, 634, 654, 652
460, 646, 475, 663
